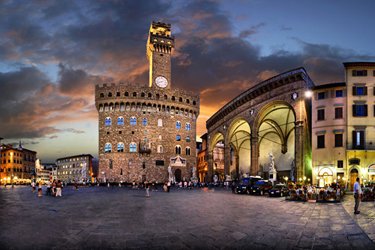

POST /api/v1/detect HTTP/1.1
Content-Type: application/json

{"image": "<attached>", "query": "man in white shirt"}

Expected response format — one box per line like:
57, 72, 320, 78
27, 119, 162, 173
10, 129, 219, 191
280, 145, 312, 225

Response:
353, 177, 362, 214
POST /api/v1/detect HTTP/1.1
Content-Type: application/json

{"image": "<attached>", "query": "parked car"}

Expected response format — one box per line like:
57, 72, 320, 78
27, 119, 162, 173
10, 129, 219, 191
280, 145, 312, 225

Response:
235, 176, 262, 194
249, 180, 273, 195
268, 184, 289, 197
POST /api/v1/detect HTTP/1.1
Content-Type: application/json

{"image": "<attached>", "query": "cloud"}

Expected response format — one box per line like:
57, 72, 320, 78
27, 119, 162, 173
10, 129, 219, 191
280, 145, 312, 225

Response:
239, 23, 266, 38
1, 0, 375, 147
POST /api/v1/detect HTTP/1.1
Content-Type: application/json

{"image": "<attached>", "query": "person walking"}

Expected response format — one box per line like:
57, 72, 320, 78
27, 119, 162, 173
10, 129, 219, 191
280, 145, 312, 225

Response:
353, 177, 362, 214
37, 182, 43, 197
167, 181, 171, 192
145, 182, 150, 197
31, 181, 36, 192
56, 180, 62, 197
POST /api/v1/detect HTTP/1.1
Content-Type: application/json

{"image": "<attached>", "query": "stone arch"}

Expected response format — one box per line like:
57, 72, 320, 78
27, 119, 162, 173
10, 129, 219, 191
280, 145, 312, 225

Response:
255, 101, 296, 180
209, 132, 225, 181
227, 118, 251, 179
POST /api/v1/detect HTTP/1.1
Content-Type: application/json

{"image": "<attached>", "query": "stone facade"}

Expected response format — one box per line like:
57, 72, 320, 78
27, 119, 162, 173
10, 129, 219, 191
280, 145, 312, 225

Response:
95, 22, 200, 183
56, 154, 93, 183
0, 144, 36, 184
206, 68, 314, 182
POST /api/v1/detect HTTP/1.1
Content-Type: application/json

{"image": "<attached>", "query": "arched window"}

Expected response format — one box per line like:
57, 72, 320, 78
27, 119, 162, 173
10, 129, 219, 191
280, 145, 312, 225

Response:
164, 95, 168, 100
185, 123, 191, 131
130, 116, 137, 126
125, 92, 129, 97
158, 119, 163, 127
172, 96, 175, 101
133, 92, 137, 97
105, 117, 111, 126
186, 99, 190, 104
193, 100, 196, 105
108, 92, 112, 97
185, 147, 191, 156
117, 143, 124, 152
156, 94, 160, 99
117, 117, 124, 125
141, 92, 145, 97
142, 118, 147, 126
157, 145, 163, 153
176, 135, 181, 141
186, 136, 191, 142
129, 142, 137, 152
179, 97, 182, 102
176, 121, 181, 129
104, 143, 112, 153
148, 93, 152, 98
175, 145, 181, 155
100, 93, 104, 98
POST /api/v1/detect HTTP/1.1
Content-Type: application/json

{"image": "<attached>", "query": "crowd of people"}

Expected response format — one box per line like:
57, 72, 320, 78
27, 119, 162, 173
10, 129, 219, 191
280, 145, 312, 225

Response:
31, 180, 63, 197
287, 183, 344, 202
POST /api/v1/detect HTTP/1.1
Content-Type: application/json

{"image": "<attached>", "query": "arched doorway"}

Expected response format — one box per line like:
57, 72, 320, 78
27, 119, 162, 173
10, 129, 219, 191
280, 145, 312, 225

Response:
369, 164, 375, 182
210, 133, 225, 181
349, 168, 359, 191
257, 102, 296, 181
227, 119, 251, 179
175, 169, 182, 183
318, 168, 333, 187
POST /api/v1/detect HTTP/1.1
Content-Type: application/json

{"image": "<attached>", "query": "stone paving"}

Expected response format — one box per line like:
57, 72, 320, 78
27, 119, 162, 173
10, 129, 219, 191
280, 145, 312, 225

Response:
341, 194, 375, 243
0, 186, 374, 250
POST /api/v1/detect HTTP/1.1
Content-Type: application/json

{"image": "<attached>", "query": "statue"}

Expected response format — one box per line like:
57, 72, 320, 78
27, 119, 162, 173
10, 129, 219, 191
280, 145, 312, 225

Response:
290, 160, 295, 182
213, 174, 218, 183
269, 152, 276, 171
168, 165, 174, 183
192, 166, 197, 178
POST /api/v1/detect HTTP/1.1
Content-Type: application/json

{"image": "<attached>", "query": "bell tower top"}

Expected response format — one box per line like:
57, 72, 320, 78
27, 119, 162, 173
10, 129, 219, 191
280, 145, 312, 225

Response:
147, 21, 175, 89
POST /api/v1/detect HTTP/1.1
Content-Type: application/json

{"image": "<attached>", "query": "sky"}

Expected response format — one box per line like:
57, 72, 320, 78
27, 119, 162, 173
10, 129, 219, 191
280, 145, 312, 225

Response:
1, 0, 375, 162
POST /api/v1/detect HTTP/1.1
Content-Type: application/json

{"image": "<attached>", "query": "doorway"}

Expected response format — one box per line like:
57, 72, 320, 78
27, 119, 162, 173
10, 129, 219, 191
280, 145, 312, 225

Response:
175, 169, 181, 183
349, 168, 358, 191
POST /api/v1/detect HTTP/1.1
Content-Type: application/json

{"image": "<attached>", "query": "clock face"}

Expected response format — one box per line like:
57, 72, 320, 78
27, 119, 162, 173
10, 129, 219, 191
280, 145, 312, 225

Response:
155, 76, 168, 88
292, 92, 298, 100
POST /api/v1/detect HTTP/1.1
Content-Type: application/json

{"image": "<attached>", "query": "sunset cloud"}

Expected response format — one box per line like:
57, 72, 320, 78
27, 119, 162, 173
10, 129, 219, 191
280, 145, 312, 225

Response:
0, 0, 374, 161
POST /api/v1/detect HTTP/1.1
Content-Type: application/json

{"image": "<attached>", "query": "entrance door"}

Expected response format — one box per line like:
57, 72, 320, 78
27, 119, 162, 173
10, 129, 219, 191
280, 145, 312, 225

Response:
175, 169, 181, 183
349, 169, 358, 191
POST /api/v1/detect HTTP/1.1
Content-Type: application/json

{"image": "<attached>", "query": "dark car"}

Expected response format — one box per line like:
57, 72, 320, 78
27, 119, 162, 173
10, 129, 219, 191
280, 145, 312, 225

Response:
268, 184, 289, 197
250, 180, 273, 195
235, 176, 262, 194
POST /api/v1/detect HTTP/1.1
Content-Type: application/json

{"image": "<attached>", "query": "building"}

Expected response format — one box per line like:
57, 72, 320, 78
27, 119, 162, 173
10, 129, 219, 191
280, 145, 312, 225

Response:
197, 133, 208, 182
206, 68, 314, 182
56, 154, 93, 184
35, 159, 52, 184
311, 82, 347, 187
95, 22, 200, 183
0, 143, 37, 184
344, 62, 375, 188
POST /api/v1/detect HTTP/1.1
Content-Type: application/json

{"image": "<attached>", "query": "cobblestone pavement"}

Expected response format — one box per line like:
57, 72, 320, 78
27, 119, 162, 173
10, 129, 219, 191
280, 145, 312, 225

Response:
341, 194, 375, 243
0, 186, 374, 250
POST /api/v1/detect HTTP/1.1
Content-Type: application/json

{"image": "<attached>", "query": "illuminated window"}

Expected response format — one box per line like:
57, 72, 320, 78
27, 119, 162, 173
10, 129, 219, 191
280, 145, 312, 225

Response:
117, 143, 124, 152
130, 117, 137, 126
158, 119, 163, 127
105, 117, 111, 126
157, 145, 163, 153
186, 136, 191, 142
176, 121, 181, 129
142, 118, 147, 126
129, 142, 137, 152
185, 123, 191, 131
176, 135, 181, 141
117, 117, 124, 125
104, 143, 112, 153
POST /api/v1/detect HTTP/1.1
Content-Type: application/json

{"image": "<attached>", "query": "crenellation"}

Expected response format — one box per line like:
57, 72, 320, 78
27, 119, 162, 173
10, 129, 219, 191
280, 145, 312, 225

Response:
95, 22, 199, 184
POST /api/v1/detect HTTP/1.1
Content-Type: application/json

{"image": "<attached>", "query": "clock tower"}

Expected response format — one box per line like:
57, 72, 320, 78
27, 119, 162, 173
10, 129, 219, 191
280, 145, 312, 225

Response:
147, 21, 174, 89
